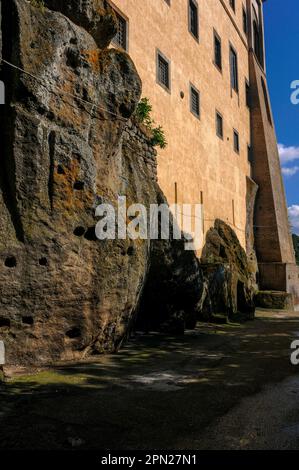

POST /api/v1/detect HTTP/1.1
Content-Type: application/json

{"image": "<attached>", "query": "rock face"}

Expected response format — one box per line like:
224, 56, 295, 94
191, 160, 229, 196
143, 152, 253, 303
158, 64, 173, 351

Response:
44, 0, 117, 49
200, 220, 256, 320
0, 0, 256, 366
0, 0, 148, 364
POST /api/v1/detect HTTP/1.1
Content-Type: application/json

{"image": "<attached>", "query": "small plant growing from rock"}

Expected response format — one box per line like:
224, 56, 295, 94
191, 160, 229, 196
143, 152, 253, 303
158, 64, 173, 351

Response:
151, 125, 167, 149
135, 97, 152, 127
135, 97, 167, 149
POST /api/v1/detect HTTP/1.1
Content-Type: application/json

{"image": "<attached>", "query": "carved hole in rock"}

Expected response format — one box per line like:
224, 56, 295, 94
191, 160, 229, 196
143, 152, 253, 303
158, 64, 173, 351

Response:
119, 103, 132, 119
73, 226, 85, 237
127, 246, 135, 256
219, 245, 226, 258
57, 165, 65, 175
0, 317, 10, 328
39, 257, 48, 266
65, 327, 81, 339
5, 256, 17, 268
74, 181, 84, 190
84, 227, 97, 242
22, 316, 34, 326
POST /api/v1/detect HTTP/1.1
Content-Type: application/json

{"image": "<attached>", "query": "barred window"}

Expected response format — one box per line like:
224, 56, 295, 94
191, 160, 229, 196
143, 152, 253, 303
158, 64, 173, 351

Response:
189, 0, 199, 40
113, 11, 128, 51
216, 111, 223, 139
233, 129, 240, 154
230, 46, 238, 92
157, 51, 170, 91
190, 84, 200, 118
214, 31, 222, 70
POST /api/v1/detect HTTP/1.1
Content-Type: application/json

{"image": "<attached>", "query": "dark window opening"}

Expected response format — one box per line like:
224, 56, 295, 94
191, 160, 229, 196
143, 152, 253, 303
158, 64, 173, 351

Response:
5, 256, 17, 268
216, 111, 223, 139
189, 0, 199, 39
233, 129, 240, 154
214, 31, 222, 70
113, 11, 128, 51
229, 0, 235, 12
245, 80, 251, 108
247, 145, 252, 163
230, 46, 238, 92
157, 51, 170, 90
190, 84, 200, 118
253, 13, 264, 68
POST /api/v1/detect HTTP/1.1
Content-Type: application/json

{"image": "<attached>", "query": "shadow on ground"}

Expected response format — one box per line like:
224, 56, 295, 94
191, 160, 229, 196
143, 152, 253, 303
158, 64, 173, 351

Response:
1, 310, 299, 450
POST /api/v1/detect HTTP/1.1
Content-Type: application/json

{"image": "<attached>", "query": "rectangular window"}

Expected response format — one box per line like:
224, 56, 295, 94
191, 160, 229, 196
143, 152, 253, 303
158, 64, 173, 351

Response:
245, 80, 250, 108
113, 11, 128, 51
230, 46, 238, 92
233, 129, 240, 153
229, 0, 235, 12
216, 111, 223, 139
243, 6, 248, 34
247, 145, 252, 163
190, 84, 200, 118
189, 0, 199, 40
214, 31, 222, 70
157, 50, 170, 91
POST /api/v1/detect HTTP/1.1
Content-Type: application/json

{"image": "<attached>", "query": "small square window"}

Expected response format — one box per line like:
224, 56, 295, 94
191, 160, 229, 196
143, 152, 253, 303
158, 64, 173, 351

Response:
190, 84, 200, 118
189, 0, 199, 40
229, 0, 235, 12
157, 51, 170, 91
216, 111, 223, 139
112, 11, 128, 51
245, 80, 251, 108
233, 130, 240, 153
214, 31, 222, 70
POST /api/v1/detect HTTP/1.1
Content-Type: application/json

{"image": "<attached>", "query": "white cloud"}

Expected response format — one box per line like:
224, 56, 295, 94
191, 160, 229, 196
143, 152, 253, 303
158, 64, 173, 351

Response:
288, 205, 299, 234
278, 144, 299, 164
282, 166, 299, 177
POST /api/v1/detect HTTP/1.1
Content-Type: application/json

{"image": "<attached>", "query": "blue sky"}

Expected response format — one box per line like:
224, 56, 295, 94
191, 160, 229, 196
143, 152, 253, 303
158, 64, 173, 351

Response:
263, 0, 299, 233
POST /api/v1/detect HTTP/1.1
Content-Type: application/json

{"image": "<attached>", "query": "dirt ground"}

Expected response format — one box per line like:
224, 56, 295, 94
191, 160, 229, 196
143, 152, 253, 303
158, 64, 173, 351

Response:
1, 309, 299, 450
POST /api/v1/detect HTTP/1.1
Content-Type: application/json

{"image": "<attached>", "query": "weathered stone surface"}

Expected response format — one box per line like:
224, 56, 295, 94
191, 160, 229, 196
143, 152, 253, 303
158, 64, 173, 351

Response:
255, 291, 294, 311
200, 220, 256, 320
43, 0, 117, 49
0, 0, 257, 366
0, 0, 147, 365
